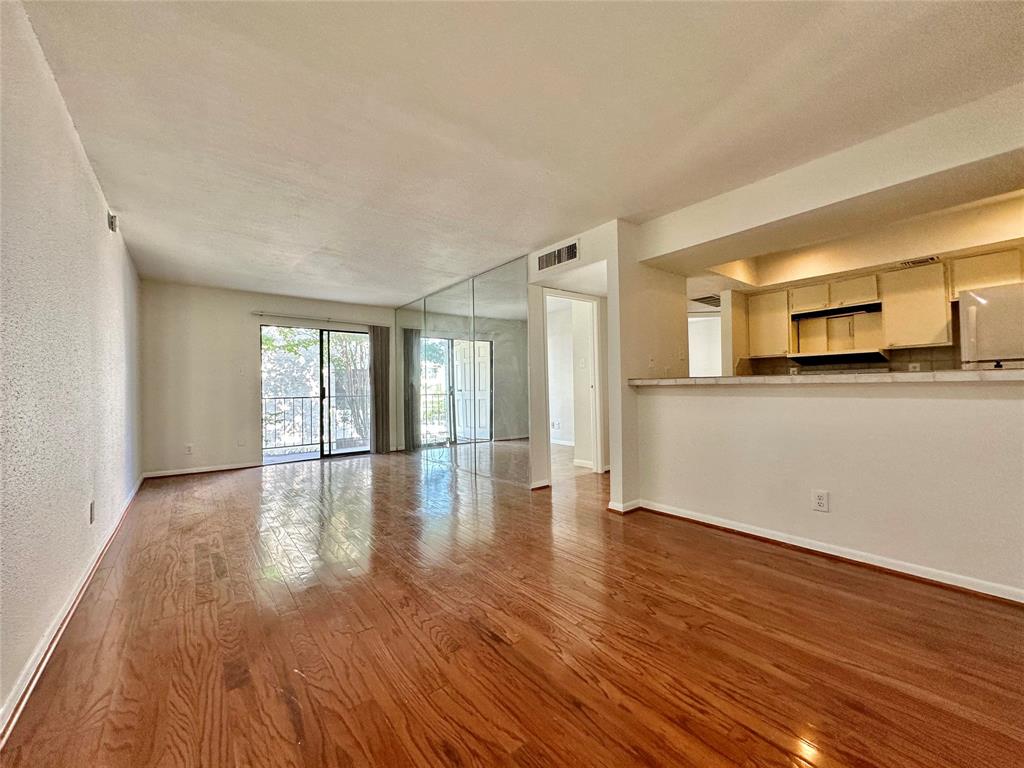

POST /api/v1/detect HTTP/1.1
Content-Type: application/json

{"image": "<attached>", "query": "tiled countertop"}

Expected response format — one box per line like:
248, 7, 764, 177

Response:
628, 369, 1024, 387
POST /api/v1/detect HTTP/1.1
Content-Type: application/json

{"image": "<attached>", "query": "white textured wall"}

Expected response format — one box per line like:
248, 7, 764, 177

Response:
140, 280, 397, 474
0, 3, 141, 722
571, 300, 595, 467
607, 220, 688, 508
635, 382, 1024, 599
546, 300, 575, 445
687, 315, 722, 377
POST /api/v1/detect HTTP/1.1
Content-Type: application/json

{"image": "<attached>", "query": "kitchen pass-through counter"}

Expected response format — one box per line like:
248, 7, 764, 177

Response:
629, 369, 1024, 387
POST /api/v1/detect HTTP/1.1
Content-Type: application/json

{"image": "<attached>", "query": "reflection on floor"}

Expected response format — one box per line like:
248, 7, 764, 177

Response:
6, 452, 1020, 767
262, 449, 319, 464
550, 442, 591, 482
418, 438, 530, 486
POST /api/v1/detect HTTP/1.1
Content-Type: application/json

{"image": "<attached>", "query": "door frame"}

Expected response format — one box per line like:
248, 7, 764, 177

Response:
259, 322, 372, 465
320, 328, 372, 458
540, 288, 605, 477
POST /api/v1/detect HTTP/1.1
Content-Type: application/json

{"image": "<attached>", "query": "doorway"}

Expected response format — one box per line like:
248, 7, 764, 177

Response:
544, 294, 600, 482
260, 325, 371, 464
419, 337, 492, 446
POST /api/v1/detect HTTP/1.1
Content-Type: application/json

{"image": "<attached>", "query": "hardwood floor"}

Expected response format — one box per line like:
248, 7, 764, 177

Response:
3, 451, 1022, 767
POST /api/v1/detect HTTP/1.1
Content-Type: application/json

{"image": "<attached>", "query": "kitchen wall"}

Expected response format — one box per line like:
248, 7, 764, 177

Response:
140, 280, 396, 475
0, 3, 142, 726
634, 381, 1024, 599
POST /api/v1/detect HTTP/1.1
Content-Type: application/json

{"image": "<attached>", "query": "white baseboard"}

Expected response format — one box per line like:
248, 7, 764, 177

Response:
530, 479, 551, 490
0, 474, 143, 748
607, 499, 643, 514
550, 439, 575, 447
142, 461, 261, 478
573, 459, 594, 469
636, 499, 1024, 604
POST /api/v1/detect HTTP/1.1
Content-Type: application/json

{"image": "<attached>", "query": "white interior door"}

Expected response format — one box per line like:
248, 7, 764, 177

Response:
453, 339, 475, 442
474, 341, 492, 440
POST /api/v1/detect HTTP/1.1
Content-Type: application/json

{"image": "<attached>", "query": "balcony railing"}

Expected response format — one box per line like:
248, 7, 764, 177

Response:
420, 391, 450, 444
262, 396, 319, 450
262, 395, 370, 452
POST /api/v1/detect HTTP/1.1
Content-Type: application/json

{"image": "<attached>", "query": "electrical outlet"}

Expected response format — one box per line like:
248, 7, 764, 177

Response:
185, 443, 193, 455
89, 501, 95, 525
812, 490, 830, 513
789, 367, 799, 375
648, 355, 656, 369
908, 362, 921, 372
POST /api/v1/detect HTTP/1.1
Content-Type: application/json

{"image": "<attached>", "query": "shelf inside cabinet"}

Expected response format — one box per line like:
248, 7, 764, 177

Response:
787, 348, 891, 366
789, 301, 881, 320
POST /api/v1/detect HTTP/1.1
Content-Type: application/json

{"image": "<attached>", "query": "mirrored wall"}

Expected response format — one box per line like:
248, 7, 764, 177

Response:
395, 256, 529, 485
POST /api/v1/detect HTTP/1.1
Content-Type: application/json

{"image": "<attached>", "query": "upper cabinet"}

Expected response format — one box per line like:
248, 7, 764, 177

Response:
789, 283, 829, 313
748, 290, 789, 357
880, 263, 951, 348
829, 275, 877, 307
951, 250, 1023, 299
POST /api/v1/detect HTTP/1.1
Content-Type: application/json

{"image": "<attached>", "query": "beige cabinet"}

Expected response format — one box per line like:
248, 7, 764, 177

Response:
826, 317, 854, 351
829, 275, 877, 307
748, 290, 789, 357
951, 250, 1023, 299
796, 317, 827, 353
789, 283, 829, 313
853, 312, 883, 349
880, 263, 951, 347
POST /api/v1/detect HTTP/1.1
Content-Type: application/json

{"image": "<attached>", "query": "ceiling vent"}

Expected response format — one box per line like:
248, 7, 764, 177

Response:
898, 256, 940, 269
692, 294, 721, 308
537, 241, 578, 271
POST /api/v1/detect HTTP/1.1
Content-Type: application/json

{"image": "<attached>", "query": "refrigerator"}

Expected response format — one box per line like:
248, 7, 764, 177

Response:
959, 282, 1024, 370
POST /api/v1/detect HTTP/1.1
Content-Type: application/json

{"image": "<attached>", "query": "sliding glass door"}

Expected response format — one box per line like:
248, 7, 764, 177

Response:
260, 325, 370, 463
321, 330, 371, 455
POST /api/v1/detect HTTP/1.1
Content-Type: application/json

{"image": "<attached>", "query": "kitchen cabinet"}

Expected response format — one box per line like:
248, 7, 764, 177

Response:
748, 290, 789, 357
797, 317, 827, 353
829, 275, 877, 307
827, 317, 854, 351
951, 250, 1023, 299
880, 263, 951, 347
789, 284, 829, 313
853, 312, 883, 349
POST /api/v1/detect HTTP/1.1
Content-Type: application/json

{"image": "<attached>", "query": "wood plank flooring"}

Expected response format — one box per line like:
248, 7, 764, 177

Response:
3, 450, 1022, 767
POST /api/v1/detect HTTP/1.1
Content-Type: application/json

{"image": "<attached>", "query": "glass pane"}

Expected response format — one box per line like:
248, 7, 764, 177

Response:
260, 325, 321, 463
420, 337, 451, 445
424, 278, 474, 474
472, 257, 529, 485
324, 331, 370, 454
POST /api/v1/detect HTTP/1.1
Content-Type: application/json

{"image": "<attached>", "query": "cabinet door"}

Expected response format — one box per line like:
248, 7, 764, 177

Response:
826, 316, 854, 351
748, 291, 789, 357
853, 312, 883, 349
797, 317, 827, 353
951, 250, 1023, 299
789, 283, 829, 313
880, 264, 951, 347
830, 275, 877, 307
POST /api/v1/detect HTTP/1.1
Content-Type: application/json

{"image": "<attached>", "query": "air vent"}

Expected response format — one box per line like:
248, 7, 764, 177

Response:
899, 256, 939, 268
537, 242, 578, 271
692, 294, 721, 308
